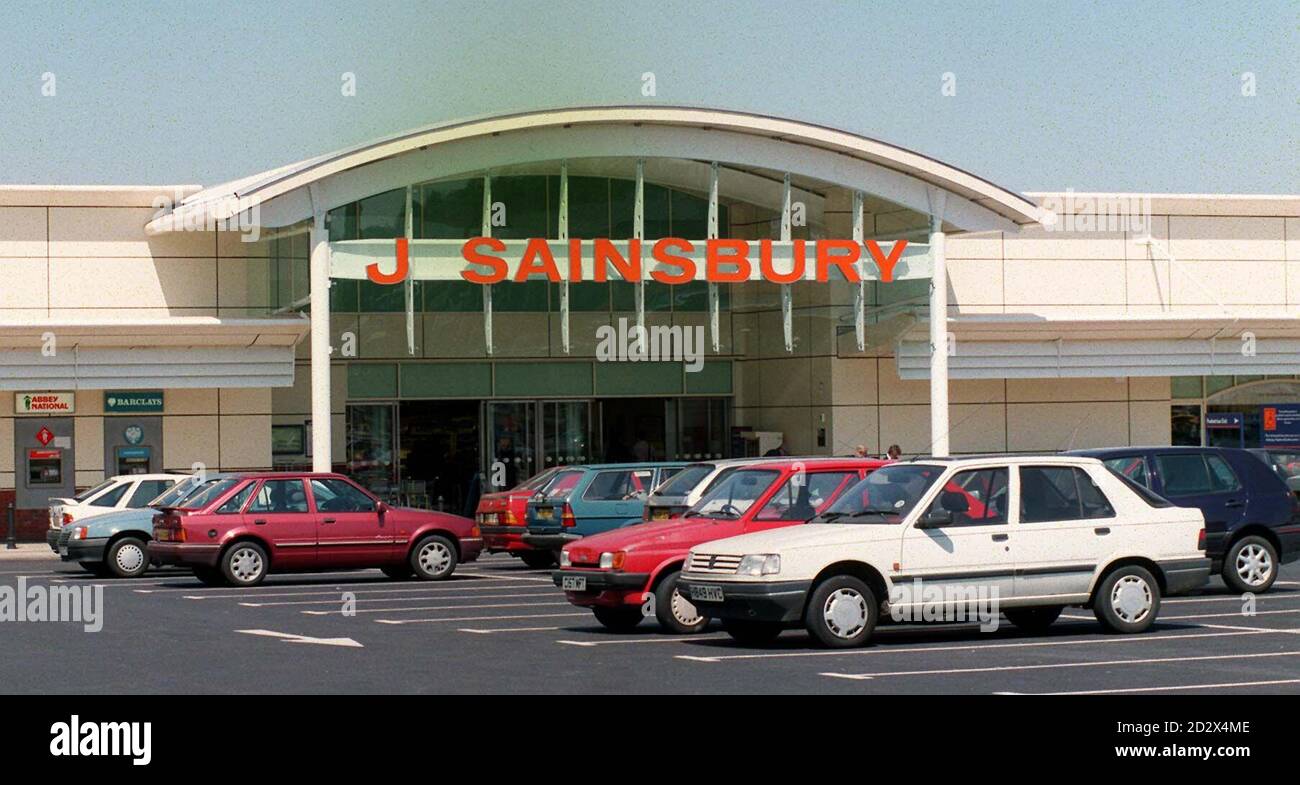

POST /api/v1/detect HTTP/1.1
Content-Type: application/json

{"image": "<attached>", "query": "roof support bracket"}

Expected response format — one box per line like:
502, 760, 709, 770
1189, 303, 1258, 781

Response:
558, 162, 570, 354
853, 190, 866, 352
707, 162, 721, 353
481, 174, 494, 356
404, 185, 416, 356
634, 159, 646, 335
780, 173, 793, 353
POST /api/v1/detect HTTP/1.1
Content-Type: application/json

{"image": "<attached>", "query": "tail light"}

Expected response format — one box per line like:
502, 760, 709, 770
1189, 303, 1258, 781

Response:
470, 525, 481, 537
1197, 528, 1206, 551
62, 512, 73, 525
72, 526, 87, 540
561, 503, 576, 528
501, 510, 519, 526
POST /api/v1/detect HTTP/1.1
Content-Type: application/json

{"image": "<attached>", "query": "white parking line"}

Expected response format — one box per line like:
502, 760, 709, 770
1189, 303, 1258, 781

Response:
376, 611, 588, 625
675, 628, 1280, 663
459, 626, 565, 634
1164, 591, 1300, 605
239, 591, 551, 607
1036, 678, 1300, 695
1064, 608, 1300, 622
557, 634, 731, 647
820, 650, 1300, 680
302, 600, 571, 616
178, 580, 554, 600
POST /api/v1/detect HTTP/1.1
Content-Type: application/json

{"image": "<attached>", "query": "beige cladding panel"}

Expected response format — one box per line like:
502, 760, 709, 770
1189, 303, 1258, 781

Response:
0, 207, 48, 256
219, 414, 272, 470
50, 257, 217, 310
164, 415, 219, 471
49, 207, 213, 258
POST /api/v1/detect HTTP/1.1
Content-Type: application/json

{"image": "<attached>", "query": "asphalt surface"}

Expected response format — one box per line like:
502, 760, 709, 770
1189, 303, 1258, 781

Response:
4, 554, 1300, 694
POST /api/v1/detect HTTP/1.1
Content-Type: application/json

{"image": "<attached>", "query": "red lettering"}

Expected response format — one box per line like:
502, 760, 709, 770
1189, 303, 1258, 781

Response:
594, 238, 641, 283
649, 239, 696, 284
514, 238, 561, 282
366, 237, 409, 285
816, 239, 861, 282
706, 239, 751, 283
759, 239, 805, 284
460, 237, 508, 284
866, 239, 908, 283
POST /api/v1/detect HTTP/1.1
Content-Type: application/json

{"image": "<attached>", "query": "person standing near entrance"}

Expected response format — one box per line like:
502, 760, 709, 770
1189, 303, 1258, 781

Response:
884, 444, 902, 461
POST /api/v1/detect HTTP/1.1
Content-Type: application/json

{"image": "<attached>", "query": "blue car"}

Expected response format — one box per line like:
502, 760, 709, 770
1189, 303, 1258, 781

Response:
521, 462, 687, 552
57, 474, 223, 578
1070, 446, 1300, 593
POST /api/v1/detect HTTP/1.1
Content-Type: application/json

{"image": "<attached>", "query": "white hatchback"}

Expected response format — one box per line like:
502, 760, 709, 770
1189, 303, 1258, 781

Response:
679, 455, 1210, 648
48, 474, 189, 532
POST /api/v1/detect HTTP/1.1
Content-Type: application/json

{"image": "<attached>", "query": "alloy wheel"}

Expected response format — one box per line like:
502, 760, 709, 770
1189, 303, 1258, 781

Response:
1235, 543, 1273, 588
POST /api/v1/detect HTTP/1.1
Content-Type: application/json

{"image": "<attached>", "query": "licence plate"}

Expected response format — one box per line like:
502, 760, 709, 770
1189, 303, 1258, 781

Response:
561, 575, 587, 591
652, 508, 670, 520
537, 508, 554, 520
689, 584, 724, 602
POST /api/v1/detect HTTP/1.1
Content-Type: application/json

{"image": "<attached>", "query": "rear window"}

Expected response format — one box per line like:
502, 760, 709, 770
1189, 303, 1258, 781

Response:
653, 463, 715, 497
539, 470, 584, 500
1107, 468, 1173, 508
72, 480, 116, 503
583, 469, 654, 501
517, 467, 561, 492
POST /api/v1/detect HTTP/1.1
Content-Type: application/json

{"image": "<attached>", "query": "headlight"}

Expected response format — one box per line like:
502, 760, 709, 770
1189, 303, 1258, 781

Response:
72, 526, 88, 541
599, 551, 626, 570
559, 550, 571, 567
737, 554, 781, 577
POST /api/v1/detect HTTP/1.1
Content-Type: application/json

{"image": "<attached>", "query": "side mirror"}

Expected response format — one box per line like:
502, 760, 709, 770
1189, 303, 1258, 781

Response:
916, 510, 953, 529
377, 501, 390, 515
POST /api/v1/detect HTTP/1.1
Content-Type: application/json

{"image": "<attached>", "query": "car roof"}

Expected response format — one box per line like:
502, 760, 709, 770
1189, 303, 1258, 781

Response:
902, 454, 1105, 467
724, 457, 889, 470
567, 462, 688, 470
1068, 446, 1246, 456
108, 473, 191, 481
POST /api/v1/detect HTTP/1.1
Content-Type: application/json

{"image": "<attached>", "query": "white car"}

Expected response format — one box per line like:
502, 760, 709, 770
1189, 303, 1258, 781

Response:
679, 455, 1210, 648
642, 456, 830, 521
46, 474, 189, 539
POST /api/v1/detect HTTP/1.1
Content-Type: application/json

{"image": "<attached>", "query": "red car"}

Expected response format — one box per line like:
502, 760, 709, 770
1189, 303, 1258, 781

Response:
151, 472, 482, 586
477, 466, 577, 567
552, 458, 885, 633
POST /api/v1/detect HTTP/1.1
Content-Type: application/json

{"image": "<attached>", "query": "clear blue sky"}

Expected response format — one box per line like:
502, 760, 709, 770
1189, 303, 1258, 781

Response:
2, 0, 1295, 193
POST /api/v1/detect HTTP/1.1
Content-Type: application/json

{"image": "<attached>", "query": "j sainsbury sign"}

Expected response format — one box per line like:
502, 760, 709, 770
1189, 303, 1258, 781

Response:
351, 237, 914, 285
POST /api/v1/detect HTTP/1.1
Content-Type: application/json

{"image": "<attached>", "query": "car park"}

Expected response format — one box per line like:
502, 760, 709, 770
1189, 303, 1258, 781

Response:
46, 473, 189, 554
1072, 446, 1300, 593
477, 466, 569, 567
554, 458, 885, 633
150, 472, 482, 586
56, 473, 222, 577
679, 455, 1210, 648
521, 462, 686, 553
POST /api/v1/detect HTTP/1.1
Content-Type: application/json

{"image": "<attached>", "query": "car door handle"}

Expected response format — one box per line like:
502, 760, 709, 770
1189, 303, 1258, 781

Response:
1094, 527, 1110, 535
322, 518, 337, 524
253, 519, 267, 525
991, 533, 1009, 542
1224, 499, 1245, 508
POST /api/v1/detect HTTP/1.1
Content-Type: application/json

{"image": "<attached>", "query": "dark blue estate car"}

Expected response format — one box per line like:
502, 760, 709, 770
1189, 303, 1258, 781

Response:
1069, 446, 1300, 593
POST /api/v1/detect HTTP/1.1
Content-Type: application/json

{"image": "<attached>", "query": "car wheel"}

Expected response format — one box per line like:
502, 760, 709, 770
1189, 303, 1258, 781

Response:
1222, 535, 1278, 594
720, 618, 784, 646
1093, 565, 1160, 633
1004, 605, 1064, 633
653, 572, 707, 634
410, 535, 458, 580
805, 575, 877, 648
519, 551, 557, 569
381, 564, 413, 580
221, 542, 268, 586
105, 537, 149, 579
192, 566, 225, 586
592, 606, 643, 632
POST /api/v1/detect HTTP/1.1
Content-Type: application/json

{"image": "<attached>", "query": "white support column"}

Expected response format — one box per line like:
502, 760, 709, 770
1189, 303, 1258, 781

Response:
558, 163, 570, 354
928, 210, 949, 457
707, 161, 720, 353
403, 185, 415, 356
308, 198, 333, 473
481, 174, 494, 355
780, 173, 793, 353
852, 190, 866, 352
634, 159, 645, 334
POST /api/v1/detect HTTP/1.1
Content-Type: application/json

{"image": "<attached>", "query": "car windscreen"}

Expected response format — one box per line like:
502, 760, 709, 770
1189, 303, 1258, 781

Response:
71, 480, 116, 503
175, 478, 243, 510
652, 463, 715, 497
685, 469, 780, 519
813, 463, 945, 524
149, 477, 200, 507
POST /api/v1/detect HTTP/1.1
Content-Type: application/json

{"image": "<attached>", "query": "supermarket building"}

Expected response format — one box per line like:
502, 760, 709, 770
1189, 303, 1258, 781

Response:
2, 106, 1298, 538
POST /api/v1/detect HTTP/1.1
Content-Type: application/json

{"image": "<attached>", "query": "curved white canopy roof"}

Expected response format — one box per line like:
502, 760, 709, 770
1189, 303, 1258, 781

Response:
146, 105, 1045, 235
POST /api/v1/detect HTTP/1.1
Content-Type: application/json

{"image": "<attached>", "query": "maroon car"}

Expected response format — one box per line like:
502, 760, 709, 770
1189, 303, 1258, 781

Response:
150, 472, 482, 586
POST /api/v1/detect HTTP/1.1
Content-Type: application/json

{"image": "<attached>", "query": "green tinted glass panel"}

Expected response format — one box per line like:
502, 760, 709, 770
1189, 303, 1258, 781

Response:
671, 190, 708, 238
567, 176, 610, 238
1170, 377, 1203, 399
399, 363, 491, 398
327, 204, 357, 241
331, 280, 359, 312
594, 361, 682, 395
348, 364, 398, 398
493, 176, 548, 239
684, 362, 733, 394
612, 281, 671, 311
495, 363, 594, 397
358, 189, 406, 240
672, 281, 709, 311
359, 280, 407, 312
424, 281, 481, 311
492, 280, 549, 311
420, 179, 483, 239
559, 282, 610, 312
1205, 376, 1234, 396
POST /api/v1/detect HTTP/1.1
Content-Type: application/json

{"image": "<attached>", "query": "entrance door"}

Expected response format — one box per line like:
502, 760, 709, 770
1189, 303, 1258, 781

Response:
400, 400, 479, 514
484, 401, 536, 492
15, 417, 75, 510
542, 400, 592, 470
598, 397, 667, 462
